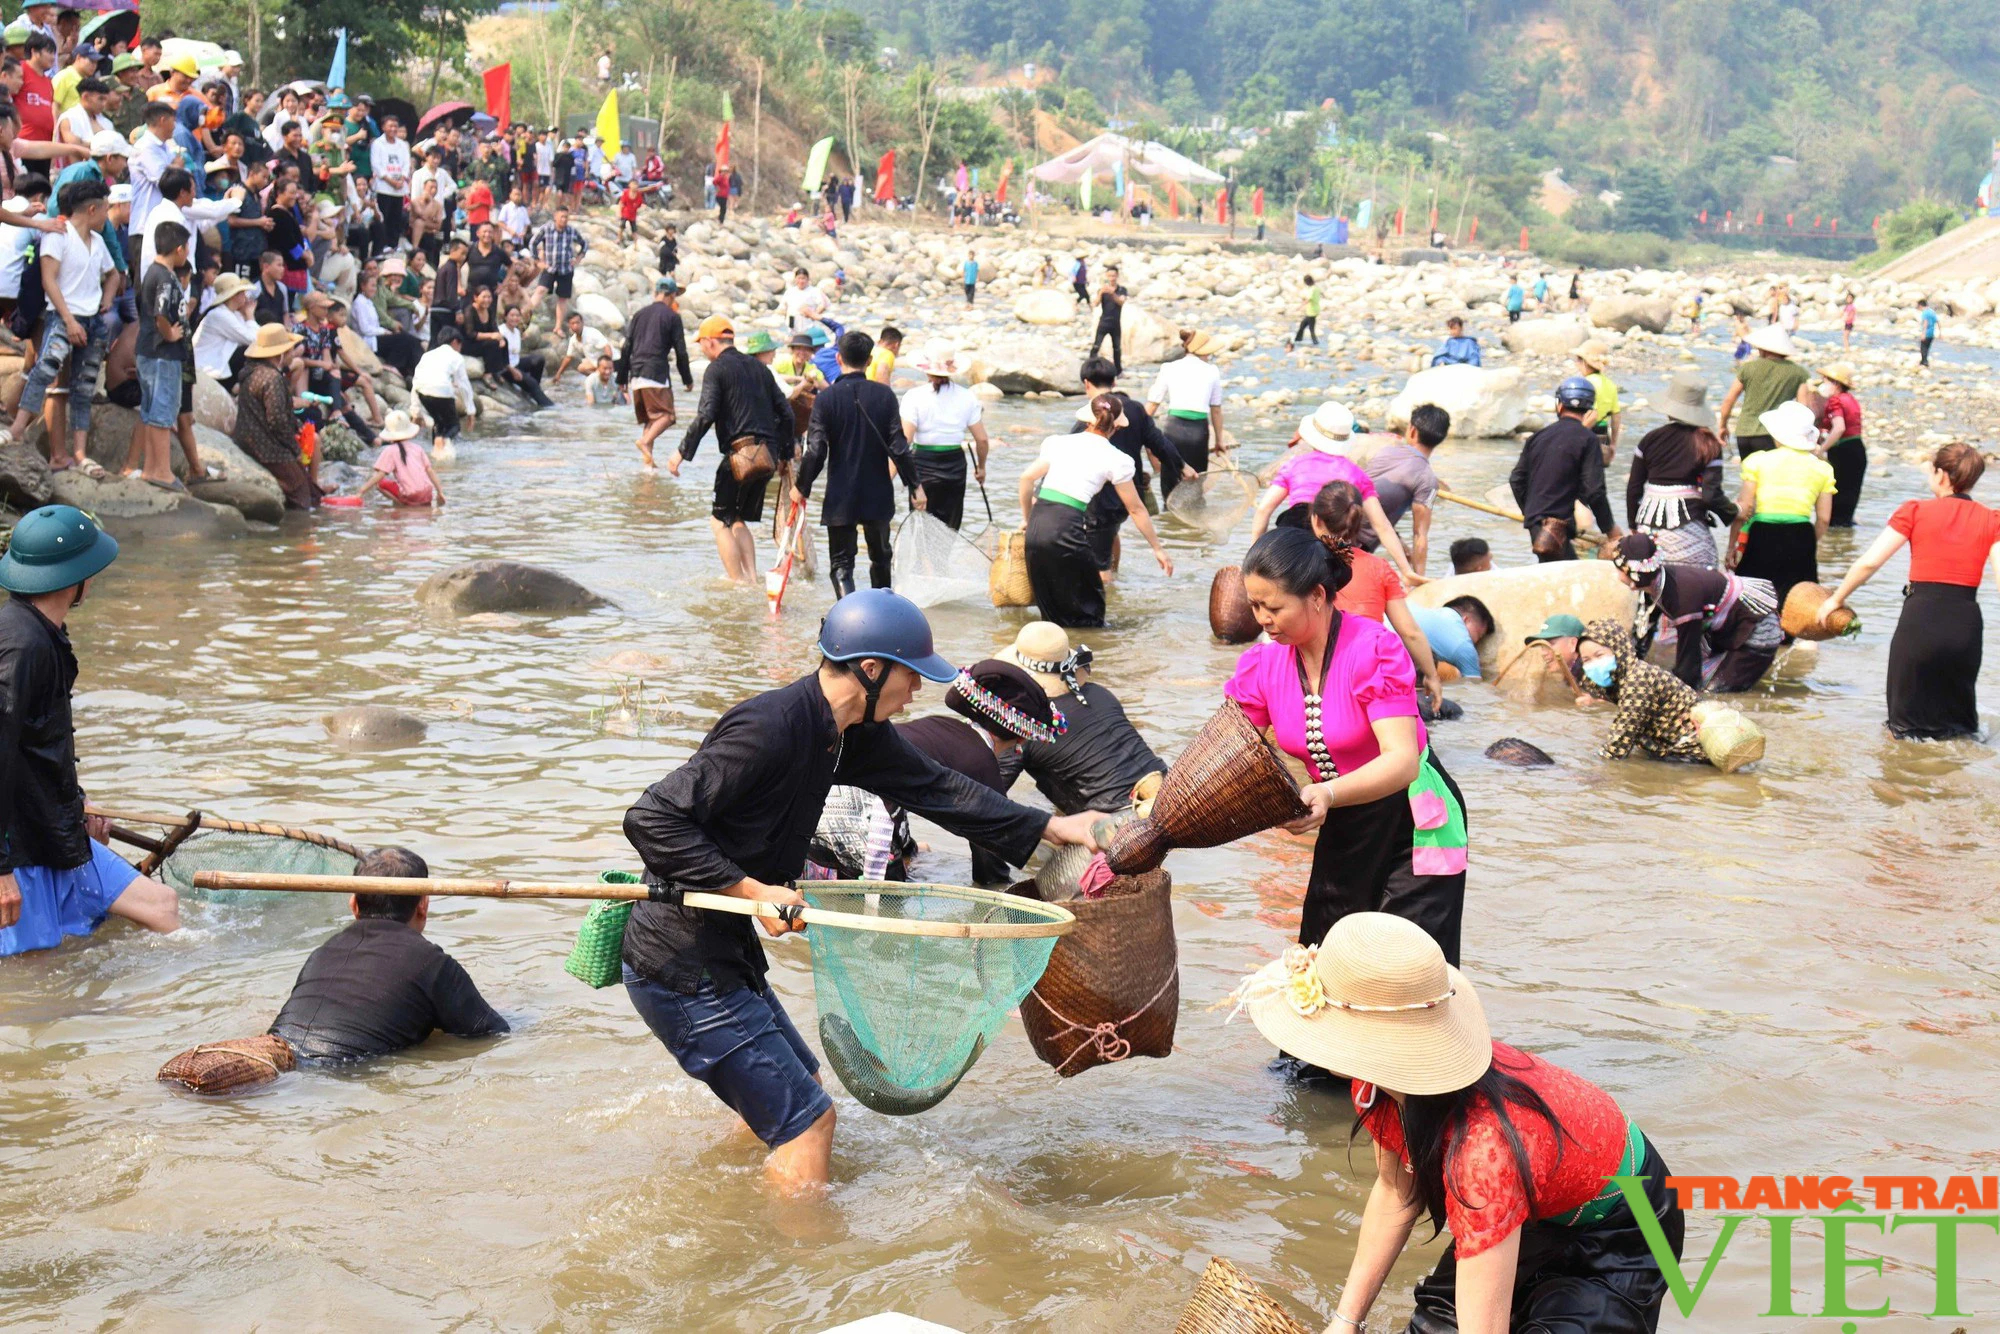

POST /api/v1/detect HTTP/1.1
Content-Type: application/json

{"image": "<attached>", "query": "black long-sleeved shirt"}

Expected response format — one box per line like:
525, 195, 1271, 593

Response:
1090, 391, 1182, 524
678, 345, 796, 463
1510, 416, 1614, 533
620, 299, 692, 389
996, 681, 1163, 815
0, 596, 87, 875
1635, 565, 1767, 688
795, 371, 919, 525
1625, 422, 1735, 529
622, 672, 1053, 993
268, 918, 509, 1061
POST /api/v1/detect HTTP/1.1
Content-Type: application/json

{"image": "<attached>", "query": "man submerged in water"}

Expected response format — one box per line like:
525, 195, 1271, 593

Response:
268, 847, 509, 1061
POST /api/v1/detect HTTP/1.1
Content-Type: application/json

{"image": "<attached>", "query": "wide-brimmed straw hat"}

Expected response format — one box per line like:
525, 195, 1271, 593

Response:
1659, 370, 1713, 431
1573, 339, 1610, 371
1183, 329, 1220, 357
1761, 400, 1821, 452
1238, 912, 1491, 1095
1298, 401, 1355, 453
1747, 324, 1796, 357
912, 345, 961, 377
244, 323, 302, 359
210, 273, 250, 303
378, 409, 422, 442
997, 621, 1092, 698
1818, 360, 1858, 389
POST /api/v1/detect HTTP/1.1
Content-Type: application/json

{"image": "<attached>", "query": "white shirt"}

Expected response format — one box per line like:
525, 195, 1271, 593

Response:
43, 221, 115, 317
1147, 354, 1223, 415
192, 301, 258, 376
412, 343, 477, 413
373, 137, 411, 195
497, 200, 529, 243
413, 164, 456, 204
0, 196, 36, 298
501, 323, 522, 369
1036, 431, 1133, 502
1779, 303, 1799, 333
140, 195, 239, 273
127, 128, 177, 243
58, 105, 110, 144
900, 380, 983, 446
350, 292, 385, 347
782, 283, 829, 322
262, 118, 290, 156
535, 140, 554, 174
563, 327, 609, 363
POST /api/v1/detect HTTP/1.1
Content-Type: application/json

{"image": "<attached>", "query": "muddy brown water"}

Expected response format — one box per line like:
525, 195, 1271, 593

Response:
4, 318, 1998, 1331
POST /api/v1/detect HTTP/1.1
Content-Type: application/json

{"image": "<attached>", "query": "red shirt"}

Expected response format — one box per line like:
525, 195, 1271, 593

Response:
463, 181, 494, 227
1816, 389, 1861, 441
1889, 495, 2000, 587
18, 65, 54, 143
1334, 548, 1405, 622
1355, 1042, 1629, 1259
619, 187, 643, 221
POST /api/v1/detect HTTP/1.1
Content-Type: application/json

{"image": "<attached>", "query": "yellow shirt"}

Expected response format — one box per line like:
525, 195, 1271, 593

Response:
866, 345, 896, 384
1742, 446, 1834, 521
51, 65, 81, 118
1586, 372, 1619, 426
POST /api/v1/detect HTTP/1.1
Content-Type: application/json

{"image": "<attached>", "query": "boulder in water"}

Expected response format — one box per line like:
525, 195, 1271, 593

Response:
1012, 288, 1076, 325
416, 559, 610, 616
1588, 295, 1675, 334
1484, 738, 1555, 766
965, 336, 1082, 395
1408, 561, 1634, 699
1388, 365, 1529, 438
323, 705, 428, 750
0, 436, 52, 509
1500, 317, 1591, 358
574, 292, 627, 333
193, 373, 236, 435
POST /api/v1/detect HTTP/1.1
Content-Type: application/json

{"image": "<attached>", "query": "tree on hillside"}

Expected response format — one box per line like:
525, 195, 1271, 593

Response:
1617, 163, 1684, 237
1161, 70, 1205, 127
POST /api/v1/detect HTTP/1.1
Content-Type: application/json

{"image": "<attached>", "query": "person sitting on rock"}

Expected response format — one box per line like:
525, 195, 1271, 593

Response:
266, 846, 509, 1062
1430, 316, 1481, 367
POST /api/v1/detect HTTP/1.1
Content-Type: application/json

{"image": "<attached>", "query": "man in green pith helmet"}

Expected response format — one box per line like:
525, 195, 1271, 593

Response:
620, 590, 1106, 1194
1, 505, 180, 955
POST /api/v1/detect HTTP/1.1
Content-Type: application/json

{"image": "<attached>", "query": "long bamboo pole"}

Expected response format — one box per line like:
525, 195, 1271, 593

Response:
88, 807, 363, 857
191, 872, 1077, 940
1437, 489, 1523, 522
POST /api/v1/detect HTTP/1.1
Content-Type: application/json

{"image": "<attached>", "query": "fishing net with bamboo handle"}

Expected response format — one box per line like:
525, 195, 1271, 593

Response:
1163, 466, 1259, 539
196, 871, 1074, 1117
891, 510, 992, 609
95, 807, 362, 900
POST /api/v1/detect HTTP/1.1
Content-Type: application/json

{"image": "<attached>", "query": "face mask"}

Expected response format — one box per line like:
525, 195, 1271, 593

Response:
1582, 657, 1616, 688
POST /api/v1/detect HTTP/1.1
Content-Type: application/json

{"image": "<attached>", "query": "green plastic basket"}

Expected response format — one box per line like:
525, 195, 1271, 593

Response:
563, 871, 639, 989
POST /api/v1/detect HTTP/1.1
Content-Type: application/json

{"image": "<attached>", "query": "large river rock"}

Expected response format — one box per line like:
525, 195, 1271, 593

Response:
416, 560, 610, 616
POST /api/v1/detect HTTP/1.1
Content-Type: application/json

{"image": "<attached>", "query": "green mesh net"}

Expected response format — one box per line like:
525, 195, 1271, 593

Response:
799, 881, 1066, 1116
158, 831, 360, 901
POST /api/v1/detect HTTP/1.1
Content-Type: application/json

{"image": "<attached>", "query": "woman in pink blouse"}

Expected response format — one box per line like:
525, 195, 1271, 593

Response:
1226, 528, 1469, 966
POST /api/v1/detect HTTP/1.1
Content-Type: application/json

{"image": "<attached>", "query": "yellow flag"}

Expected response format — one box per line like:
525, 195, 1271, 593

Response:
594, 90, 621, 159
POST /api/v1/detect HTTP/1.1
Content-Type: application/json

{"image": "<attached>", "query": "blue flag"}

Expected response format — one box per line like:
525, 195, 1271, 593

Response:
1355, 199, 1373, 230
327, 28, 348, 90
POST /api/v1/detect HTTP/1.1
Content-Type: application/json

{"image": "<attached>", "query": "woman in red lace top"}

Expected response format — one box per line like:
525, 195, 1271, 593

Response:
1237, 913, 1683, 1332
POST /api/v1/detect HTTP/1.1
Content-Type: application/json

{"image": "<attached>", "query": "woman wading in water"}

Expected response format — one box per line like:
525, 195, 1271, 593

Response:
1226, 528, 1468, 965
1819, 442, 2000, 739
1235, 912, 1684, 1332
1018, 392, 1172, 627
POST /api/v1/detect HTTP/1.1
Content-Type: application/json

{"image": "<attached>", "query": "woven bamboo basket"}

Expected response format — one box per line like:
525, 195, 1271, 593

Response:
989, 529, 1034, 607
1173, 1258, 1312, 1334
1692, 701, 1765, 773
1013, 870, 1176, 1076
157, 1034, 296, 1095
1208, 566, 1261, 643
1107, 700, 1306, 874
1780, 582, 1856, 641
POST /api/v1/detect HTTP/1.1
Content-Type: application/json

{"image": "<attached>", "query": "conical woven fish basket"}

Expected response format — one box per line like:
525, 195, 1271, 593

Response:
1172, 1258, 1312, 1334
1107, 700, 1306, 874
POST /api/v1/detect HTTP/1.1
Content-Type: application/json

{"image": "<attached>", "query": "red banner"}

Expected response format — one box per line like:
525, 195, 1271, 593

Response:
1252, 186, 1264, 217
1216, 190, 1228, 225
482, 64, 511, 128
714, 121, 731, 171
873, 149, 895, 202
1168, 181, 1180, 219
995, 158, 1013, 204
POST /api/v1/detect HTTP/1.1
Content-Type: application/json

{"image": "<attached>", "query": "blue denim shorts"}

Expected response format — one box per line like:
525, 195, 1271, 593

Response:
0, 839, 140, 956
136, 354, 184, 428
624, 968, 832, 1149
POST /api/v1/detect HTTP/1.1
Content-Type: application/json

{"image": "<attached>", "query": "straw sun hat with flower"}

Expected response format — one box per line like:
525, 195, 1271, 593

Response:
1233, 912, 1491, 1094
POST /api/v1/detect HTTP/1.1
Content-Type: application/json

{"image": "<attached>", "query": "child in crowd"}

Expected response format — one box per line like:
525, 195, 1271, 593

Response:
867, 325, 901, 384
131, 218, 202, 487
617, 179, 643, 245
0, 178, 117, 476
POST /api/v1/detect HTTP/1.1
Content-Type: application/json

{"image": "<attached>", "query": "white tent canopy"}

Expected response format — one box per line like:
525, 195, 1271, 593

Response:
1029, 133, 1225, 187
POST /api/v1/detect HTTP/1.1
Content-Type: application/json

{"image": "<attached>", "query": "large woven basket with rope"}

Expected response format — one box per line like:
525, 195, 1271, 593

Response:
157, 1035, 297, 1095
1013, 870, 1176, 1077
1107, 699, 1306, 874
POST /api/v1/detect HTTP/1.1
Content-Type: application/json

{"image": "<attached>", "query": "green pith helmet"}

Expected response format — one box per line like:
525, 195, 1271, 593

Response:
743, 330, 778, 355
1523, 613, 1586, 645
0, 504, 119, 595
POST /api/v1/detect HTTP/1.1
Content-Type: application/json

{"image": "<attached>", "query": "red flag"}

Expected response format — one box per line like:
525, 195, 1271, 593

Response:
1394, 208, 1404, 235
873, 149, 895, 202
1167, 181, 1180, 219
714, 121, 731, 171
1252, 186, 1264, 217
1785, 213, 1794, 227
482, 64, 512, 128
1756, 211, 1764, 225
1468, 216, 1478, 242
1216, 190, 1229, 224
1699, 208, 1708, 224
1831, 218, 1839, 233
1519, 226, 1529, 250
995, 158, 1013, 205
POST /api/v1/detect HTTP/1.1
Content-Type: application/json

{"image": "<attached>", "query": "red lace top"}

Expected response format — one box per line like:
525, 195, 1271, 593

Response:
1352, 1042, 1628, 1258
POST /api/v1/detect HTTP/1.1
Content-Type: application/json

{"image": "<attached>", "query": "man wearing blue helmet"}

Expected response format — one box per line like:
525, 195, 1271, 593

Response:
1, 506, 180, 955
1508, 377, 1621, 562
620, 588, 1105, 1194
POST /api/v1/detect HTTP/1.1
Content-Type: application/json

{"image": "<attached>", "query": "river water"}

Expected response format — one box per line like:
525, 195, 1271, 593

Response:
3, 316, 1998, 1331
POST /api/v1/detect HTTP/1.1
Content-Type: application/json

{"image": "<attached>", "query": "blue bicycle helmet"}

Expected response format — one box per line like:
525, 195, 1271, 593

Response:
1555, 376, 1597, 411
819, 589, 958, 720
